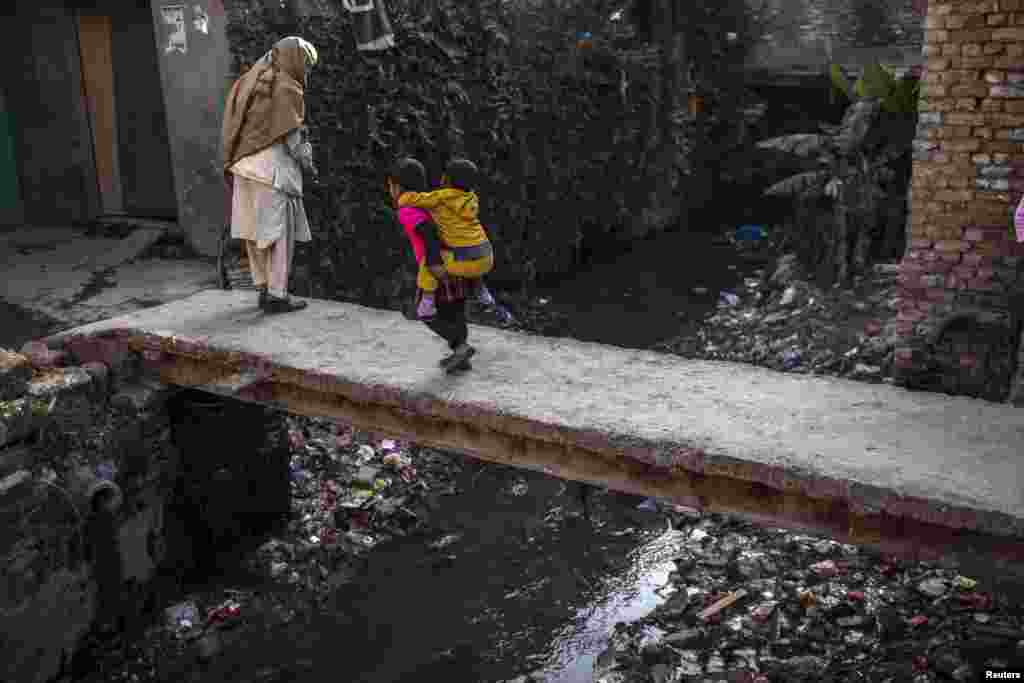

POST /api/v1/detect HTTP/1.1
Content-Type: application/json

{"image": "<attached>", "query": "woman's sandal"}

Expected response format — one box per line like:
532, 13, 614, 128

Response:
262, 294, 309, 314
448, 359, 472, 372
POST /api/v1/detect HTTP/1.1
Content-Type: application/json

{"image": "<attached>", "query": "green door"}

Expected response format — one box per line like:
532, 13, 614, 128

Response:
0, 90, 20, 218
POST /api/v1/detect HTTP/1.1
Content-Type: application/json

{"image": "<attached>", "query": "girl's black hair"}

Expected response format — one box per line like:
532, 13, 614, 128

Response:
445, 158, 479, 191
389, 157, 428, 192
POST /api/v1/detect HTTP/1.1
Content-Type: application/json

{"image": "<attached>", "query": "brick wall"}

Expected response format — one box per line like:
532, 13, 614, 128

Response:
894, 0, 1024, 401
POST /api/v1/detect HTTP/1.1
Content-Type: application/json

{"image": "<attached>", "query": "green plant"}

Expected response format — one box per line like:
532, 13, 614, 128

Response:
830, 62, 920, 114
756, 91, 918, 283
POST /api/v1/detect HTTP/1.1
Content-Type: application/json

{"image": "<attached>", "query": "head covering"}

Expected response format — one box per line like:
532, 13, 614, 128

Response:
221, 36, 318, 172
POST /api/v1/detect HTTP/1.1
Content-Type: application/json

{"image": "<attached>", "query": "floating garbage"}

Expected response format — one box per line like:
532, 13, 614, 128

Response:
354, 465, 381, 488
698, 589, 747, 621
735, 224, 766, 243
290, 464, 310, 484
782, 350, 802, 370
637, 497, 659, 512
689, 528, 710, 543
345, 530, 376, 547
356, 444, 376, 463
917, 577, 948, 598
750, 600, 777, 623
430, 533, 462, 550
718, 291, 740, 307
382, 452, 411, 468
810, 559, 839, 578
95, 461, 117, 481
165, 601, 198, 634
206, 600, 242, 627
954, 575, 977, 591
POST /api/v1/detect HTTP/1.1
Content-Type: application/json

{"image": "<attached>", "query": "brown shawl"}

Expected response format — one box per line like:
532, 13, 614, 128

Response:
222, 37, 308, 172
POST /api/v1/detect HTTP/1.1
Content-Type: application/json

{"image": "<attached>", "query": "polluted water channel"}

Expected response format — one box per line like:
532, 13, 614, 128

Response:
209, 467, 683, 682
308, 479, 689, 683
116, 414, 693, 683
535, 528, 687, 682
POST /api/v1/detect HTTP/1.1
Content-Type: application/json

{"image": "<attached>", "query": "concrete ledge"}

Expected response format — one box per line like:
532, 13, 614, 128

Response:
44, 290, 1024, 574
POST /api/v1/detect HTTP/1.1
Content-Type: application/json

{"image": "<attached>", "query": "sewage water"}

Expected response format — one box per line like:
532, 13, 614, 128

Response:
152, 460, 688, 683
536, 528, 685, 682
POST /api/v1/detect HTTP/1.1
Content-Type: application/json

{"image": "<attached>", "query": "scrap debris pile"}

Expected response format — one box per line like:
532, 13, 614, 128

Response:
590, 512, 1023, 683
658, 247, 902, 383
245, 416, 464, 592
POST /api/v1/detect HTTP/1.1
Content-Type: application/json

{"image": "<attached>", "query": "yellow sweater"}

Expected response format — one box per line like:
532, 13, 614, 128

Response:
397, 188, 489, 248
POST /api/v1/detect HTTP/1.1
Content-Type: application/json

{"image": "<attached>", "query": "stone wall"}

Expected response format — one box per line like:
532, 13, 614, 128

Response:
0, 345, 178, 682
894, 0, 1024, 402
0, 339, 291, 682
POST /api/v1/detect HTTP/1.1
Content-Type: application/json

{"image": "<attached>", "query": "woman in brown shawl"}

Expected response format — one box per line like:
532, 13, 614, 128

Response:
222, 36, 318, 314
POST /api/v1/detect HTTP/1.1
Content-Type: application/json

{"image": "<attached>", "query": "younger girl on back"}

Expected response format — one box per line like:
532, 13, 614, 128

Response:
388, 157, 476, 372
399, 158, 496, 318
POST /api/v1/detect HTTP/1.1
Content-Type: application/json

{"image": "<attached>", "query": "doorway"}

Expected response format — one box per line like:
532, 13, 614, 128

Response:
0, 87, 22, 225
76, 4, 178, 220
77, 12, 123, 214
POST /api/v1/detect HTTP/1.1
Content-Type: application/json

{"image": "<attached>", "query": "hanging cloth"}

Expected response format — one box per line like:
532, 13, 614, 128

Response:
342, 0, 395, 52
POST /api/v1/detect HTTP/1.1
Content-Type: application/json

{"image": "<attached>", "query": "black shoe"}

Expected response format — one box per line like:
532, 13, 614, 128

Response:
263, 294, 308, 314
449, 359, 472, 372
258, 287, 268, 307
439, 353, 474, 371
441, 344, 476, 373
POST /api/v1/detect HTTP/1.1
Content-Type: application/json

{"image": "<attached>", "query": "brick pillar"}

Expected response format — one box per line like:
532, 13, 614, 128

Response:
894, 0, 1024, 392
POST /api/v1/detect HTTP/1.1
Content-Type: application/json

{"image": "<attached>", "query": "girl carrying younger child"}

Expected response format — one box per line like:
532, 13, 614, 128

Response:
388, 157, 495, 372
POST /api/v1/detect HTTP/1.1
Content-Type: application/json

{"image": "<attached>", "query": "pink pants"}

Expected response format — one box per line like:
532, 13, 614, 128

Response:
244, 227, 295, 298
1015, 194, 1024, 243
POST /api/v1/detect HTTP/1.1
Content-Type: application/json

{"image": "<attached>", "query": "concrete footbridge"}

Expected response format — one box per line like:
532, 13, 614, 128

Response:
45, 290, 1024, 578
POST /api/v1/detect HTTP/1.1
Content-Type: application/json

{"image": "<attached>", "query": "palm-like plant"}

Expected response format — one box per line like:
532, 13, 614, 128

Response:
756, 62, 919, 283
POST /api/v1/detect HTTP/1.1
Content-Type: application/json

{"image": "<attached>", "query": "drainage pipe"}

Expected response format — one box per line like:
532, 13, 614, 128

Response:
68, 465, 123, 515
